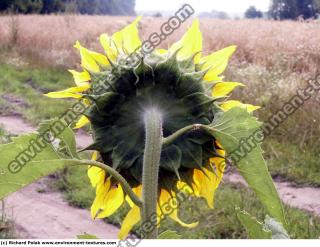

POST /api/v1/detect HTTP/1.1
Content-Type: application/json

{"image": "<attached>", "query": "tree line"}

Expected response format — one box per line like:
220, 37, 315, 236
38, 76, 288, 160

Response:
0, 0, 136, 15
246, 0, 320, 20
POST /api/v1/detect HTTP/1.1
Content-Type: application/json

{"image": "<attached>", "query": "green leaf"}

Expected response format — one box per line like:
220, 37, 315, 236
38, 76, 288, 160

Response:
158, 230, 182, 239
0, 134, 60, 199
77, 233, 99, 239
0, 123, 77, 200
236, 208, 272, 239
38, 119, 78, 159
210, 107, 285, 224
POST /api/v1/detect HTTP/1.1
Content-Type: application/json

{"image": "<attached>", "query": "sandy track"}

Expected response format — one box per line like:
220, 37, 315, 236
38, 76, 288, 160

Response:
0, 116, 92, 149
4, 178, 119, 239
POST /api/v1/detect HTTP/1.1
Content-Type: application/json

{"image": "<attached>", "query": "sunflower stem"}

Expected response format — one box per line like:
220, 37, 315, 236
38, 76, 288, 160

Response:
141, 109, 163, 239
163, 124, 212, 146
39, 159, 143, 207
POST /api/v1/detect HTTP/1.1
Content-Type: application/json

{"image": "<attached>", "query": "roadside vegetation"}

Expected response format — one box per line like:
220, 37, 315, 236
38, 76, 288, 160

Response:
0, 129, 15, 239
0, 63, 73, 124
52, 165, 320, 239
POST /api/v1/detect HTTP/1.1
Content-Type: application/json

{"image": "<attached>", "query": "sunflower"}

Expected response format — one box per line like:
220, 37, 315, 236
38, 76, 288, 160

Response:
46, 17, 259, 239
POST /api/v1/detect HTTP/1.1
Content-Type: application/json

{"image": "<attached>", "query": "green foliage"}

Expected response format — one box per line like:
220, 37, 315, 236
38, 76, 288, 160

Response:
76, 0, 136, 15
0, 0, 136, 15
245, 6, 263, 19
269, 0, 319, 20
41, 0, 66, 14
0, 63, 73, 124
209, 107, 285, 224
0, 0, 43, 14
264, 139, 320, 186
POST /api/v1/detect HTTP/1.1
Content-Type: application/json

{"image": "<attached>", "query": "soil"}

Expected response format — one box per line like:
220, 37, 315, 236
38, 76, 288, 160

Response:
4, 178, 119, 239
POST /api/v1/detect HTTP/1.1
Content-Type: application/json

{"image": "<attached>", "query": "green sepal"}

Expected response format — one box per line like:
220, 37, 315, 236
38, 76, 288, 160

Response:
160, 145, 182, 179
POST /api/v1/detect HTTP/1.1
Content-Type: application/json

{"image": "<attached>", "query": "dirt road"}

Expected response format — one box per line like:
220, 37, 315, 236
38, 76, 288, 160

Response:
4, 178, 119, 239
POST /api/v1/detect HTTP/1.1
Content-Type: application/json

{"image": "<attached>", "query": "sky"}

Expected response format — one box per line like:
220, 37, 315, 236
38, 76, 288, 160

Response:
135, 0, 270, 14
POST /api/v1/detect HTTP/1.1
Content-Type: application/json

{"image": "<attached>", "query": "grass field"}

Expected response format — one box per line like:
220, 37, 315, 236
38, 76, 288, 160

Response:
0, 15, 320, 238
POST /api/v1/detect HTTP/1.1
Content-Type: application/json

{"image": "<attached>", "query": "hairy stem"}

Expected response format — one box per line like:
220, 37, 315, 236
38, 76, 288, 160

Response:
141, 109, 163, 239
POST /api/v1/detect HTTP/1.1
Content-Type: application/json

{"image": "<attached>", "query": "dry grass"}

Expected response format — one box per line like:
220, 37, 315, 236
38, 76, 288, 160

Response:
0, 15, 320, 73
0, 14, 319, 155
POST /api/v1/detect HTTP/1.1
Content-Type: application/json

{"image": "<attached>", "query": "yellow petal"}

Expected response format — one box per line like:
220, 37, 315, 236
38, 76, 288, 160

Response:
212, 82, 244, 97
201, 46, 237, 82
176, 181, 193, 195
99, 34, 117, 62
210, 156, 225, 186
159, 189, 198, 228
97, 185, 124, 218
192, 169, 213, 206
112, 16, 142, 54
45, 91, 82, 99
74, 41, 102, 73
68, 70, 91, 87
64, 85, 90, 93
88, 51, 109, 67
44, 85, 90, 99
215, 140, 223, 149
193, 165, 223, 209
74, 115, 90, 129
220, 100, 261, 113
169, 209, 199, 228
156, 49, 168, 55
91, 151, 99, 161
91, 178, 111, 219
118, 205, 140, 239
170, 19, 202, 63
87, 166, 104, 187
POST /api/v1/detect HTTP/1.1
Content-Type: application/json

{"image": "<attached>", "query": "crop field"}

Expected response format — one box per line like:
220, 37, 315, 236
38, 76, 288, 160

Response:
0, 15, 319, 239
